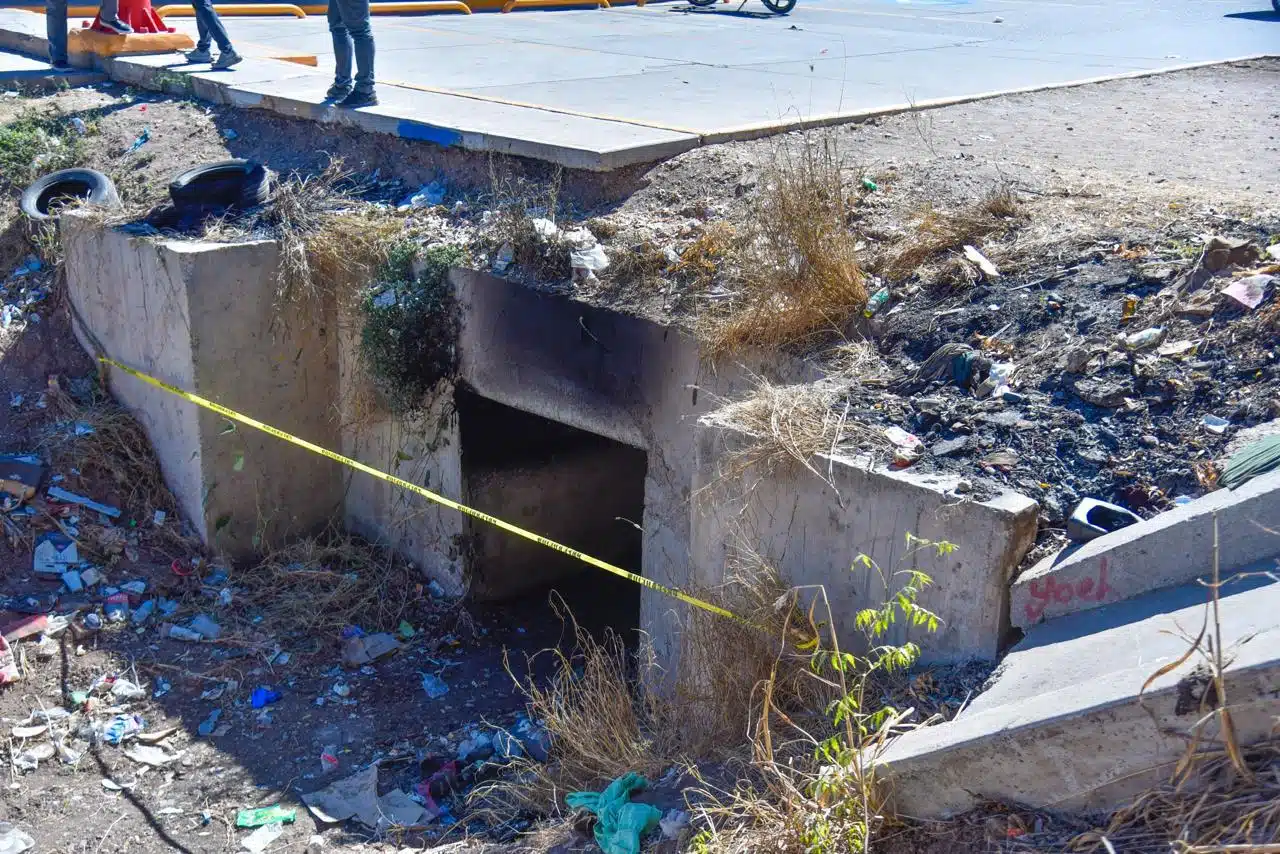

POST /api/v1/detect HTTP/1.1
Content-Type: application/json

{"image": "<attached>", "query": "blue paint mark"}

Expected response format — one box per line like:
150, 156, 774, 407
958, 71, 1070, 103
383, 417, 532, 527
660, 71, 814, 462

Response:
397, 119, 462, 148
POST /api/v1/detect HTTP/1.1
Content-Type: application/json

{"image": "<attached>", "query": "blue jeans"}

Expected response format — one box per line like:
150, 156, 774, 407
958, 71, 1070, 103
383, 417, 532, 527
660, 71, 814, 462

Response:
327, 0, 374, 94
47, 0, 125, 62
191, 0, 232, 52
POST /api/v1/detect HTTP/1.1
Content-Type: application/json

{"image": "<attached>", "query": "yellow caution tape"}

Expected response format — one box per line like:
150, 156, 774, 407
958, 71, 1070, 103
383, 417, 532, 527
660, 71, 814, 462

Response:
99, 357, 741, 623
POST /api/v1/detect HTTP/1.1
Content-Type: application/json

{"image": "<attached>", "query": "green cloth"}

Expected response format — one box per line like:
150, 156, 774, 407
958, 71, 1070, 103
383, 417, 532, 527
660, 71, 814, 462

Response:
1221, 435, 1280, 490
566, 772, 661, 854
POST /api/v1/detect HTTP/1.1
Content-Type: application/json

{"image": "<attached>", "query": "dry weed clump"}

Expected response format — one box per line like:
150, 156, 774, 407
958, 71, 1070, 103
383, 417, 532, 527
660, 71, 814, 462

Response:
878, 184, 1024, 284
233, 529, 421, 638
41, 381, 178, 521
703, 134, 867, 357
710, 371, 890, 487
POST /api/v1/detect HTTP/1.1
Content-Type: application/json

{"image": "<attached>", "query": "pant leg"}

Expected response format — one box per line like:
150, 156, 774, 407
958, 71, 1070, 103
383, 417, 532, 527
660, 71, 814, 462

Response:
99, 0, 121, 25
190, 0, 232, 52
327, 0, 353, 88
45, 0, 68, 64
342, 0, 374, 93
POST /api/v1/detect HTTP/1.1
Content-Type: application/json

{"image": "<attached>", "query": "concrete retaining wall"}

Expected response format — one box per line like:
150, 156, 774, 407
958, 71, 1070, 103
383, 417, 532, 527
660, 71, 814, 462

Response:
63, 213, 342, 555
878, 574, 1280, 818
1011, 468, 1280, 630
690, 422, 1039, 662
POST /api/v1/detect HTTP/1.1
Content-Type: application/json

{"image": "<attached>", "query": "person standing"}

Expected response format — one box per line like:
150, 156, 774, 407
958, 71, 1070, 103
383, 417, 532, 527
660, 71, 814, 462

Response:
326, 0, 376, 108
45, 0, 132, 71
184, 0, 242, 69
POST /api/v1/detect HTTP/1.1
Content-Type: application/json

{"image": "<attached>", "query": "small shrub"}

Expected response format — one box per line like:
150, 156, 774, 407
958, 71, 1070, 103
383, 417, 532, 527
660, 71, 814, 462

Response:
0, 110, 85, 193
359, 242, 468, 415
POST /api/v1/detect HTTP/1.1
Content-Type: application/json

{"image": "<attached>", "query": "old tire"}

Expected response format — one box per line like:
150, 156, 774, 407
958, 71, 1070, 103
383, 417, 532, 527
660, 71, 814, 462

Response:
761, 0, 796, 12
20, 168, 120, 221
168, 159, 271, 211
687, 0, 718, 6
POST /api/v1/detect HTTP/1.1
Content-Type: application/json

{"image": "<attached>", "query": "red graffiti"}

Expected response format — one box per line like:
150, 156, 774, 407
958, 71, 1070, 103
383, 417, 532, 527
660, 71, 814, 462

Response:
1023, 557, 1114, 623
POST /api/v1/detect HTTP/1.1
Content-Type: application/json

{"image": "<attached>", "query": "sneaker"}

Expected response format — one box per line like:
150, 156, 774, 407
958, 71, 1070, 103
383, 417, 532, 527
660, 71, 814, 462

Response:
324, 83, 352, 102
211, 50, 242, 70
96, 18, 133, 34
338, 89, 377, 108
184, 48, 212, 63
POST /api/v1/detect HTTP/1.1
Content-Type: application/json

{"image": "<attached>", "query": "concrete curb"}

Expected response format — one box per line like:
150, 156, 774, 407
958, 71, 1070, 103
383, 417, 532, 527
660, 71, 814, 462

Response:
1011, 468, 1280, 630
0, 8, 699, 171
877, 575, 1280, 818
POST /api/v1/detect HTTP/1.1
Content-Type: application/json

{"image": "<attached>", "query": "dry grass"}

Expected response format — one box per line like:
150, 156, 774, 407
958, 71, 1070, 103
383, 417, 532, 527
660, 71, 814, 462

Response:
41, 381, 178, 521
1070, 730, 1280, 853
877, 185, 1023, 283
709, 371, 889, 488
472, 560, 821, 822
701, 133, 868, 357
233, 529, 424, 638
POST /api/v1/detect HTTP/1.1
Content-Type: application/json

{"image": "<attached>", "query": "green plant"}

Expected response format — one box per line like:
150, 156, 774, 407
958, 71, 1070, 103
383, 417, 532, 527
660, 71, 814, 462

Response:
688, 534, 948, 854
359, 242, 468, 415
0, 109, 85, 192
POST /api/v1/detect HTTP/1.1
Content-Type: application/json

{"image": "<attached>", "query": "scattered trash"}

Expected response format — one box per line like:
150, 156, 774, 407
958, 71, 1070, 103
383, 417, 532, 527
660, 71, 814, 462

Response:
32, 532, 78, 576
421, 673, 449, 699
566, 772, 662, 854
222, 128, 238, 140
427, 579, 446, 599
302, 764, 427, 830
962, 244, 1000, 278
1201, 414, 1230, 435
567, 228, 609, 274
102, 714, 145, 745
14, 743, 54, 771
197, 708, 222, 737
153, 510, 166, 526
492, 242, 514, 274
250, 687, 281, 709
126, 127, 150, 154
0, 823, 34, 854
863, 286, 890, 318
111, 678, 147, 700
189, 614, 222, 640
242, 822, 284, 854
861, 177, 878, 192
46, 486, 121, 518
124, 744, 179, 767
884, 426, 924, 465
62, 570, 83, 593
341, 632, 399, 667
131, 600, 155, 624
396, 620, 415, 640
153, 677, 171, 698
236, 806, 297, 828
166, 624, 204, 642
457, 730, 494, 763
512, 715, 551, 762
1123, 326, 1166, 351
1120, 293, 1139, 322
138, 725, 180, 745
81, 567, 103, 587
10, 724, 47, 739
1221, 434, 1280, 490
660, 809, 690, 840
1066, 498, 1142, 543
1221, 274, 1273, 310
1156, 339, 1197, 358
320, 747, 340, 775
103, 592, 129, 623
530, 217, 559, 241
398, 181, 446, 210
331, 682, 351, 698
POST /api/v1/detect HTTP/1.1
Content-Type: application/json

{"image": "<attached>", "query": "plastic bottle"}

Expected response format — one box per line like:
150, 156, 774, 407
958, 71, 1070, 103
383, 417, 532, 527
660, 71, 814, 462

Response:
863, 287, 891, 318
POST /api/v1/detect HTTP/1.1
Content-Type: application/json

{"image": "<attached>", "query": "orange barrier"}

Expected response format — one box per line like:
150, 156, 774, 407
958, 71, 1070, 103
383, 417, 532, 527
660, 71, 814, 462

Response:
155, 2, 307, 15
502, 0, 608, 11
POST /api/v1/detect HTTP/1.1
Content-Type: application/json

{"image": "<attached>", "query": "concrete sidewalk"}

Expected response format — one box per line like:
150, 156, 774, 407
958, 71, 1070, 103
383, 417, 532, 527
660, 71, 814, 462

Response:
2, 0, 1275, 168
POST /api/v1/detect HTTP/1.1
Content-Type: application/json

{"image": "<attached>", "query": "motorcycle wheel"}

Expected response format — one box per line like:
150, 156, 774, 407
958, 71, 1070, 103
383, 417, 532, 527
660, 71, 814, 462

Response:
761, 0, 796, 12
687, 0, 718, 6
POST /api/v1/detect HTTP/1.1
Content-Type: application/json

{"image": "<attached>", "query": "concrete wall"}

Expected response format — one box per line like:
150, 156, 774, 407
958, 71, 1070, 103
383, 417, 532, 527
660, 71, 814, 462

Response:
878, 574, 1280, 818
1011, 468, 1280, 630
690, 422, 1039, 662
63, 214, 343, 555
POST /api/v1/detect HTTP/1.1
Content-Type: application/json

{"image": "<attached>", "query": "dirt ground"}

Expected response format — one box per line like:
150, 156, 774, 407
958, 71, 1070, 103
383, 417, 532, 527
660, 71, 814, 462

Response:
1, 59, 1279, 854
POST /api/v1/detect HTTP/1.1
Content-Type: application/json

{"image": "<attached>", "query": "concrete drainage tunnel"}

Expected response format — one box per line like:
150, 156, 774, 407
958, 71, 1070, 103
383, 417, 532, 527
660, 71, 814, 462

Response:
456, 386, 647, 645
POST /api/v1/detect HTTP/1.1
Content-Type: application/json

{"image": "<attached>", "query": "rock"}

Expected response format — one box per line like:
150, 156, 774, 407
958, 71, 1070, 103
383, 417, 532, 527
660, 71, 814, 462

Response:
931, 436, 970, 457
1063, 347, 1093, 374
1203, 235, 1260, 273
1074, 378, 1133, 408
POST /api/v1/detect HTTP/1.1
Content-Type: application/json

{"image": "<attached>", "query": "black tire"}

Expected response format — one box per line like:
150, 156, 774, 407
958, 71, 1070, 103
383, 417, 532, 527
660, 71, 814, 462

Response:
168, 159, 271, 212
761, 0, 796, 12
1273, 0, 1279, 13
687, 0, 718, 7
20, 168, 120, 221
